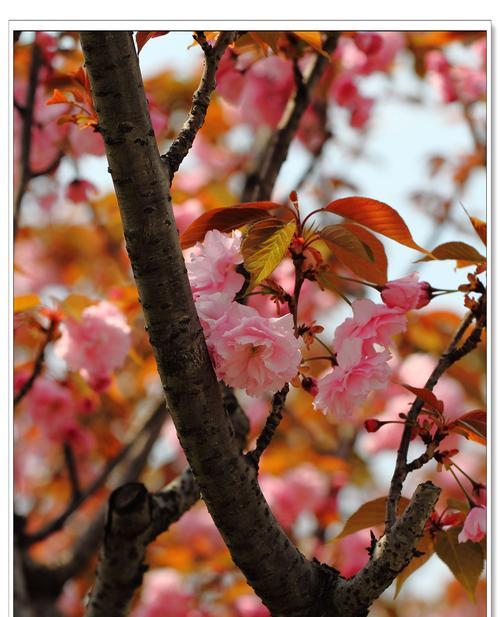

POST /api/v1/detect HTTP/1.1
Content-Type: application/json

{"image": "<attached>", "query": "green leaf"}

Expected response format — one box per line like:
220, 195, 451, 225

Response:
417, 241, 486, 264
180, 202, 280, 249
241, 218, 297, 288
435, 527, 484, 601
320, 224, 374, 261
335, 496, 410, 539
395, 533, 435, 597
324, 196, 428, 253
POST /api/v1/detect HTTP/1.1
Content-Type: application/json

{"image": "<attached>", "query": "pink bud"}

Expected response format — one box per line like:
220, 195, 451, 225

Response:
381, 273, 432, 311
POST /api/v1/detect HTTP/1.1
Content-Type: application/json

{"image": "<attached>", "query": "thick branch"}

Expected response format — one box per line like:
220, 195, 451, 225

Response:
80, 31, 325, 617
334, 481, 440, 616
162, 31, 236, 182
385, 294, 486, 531
242, 32, 339, 202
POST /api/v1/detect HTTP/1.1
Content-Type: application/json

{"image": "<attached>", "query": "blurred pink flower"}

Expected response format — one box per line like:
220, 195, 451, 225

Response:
349, 96, 374, 129
381, 273, 431, 311
333, 299, 407, 356
234, 595, 270, 617
458, 505, 486, 543
239, 56, 294, 127
186, 230, 244, 300
65, 178, 97, 204
174, 505, 225, 552
173, 198, 203, 234
210, 304, 301, 396
331, 73, 359, 107
337, 531, 371, 577
133, 569, 196, 617
215, 49, 247, 106
314, 339, 391, 417
54, 300, 131, 391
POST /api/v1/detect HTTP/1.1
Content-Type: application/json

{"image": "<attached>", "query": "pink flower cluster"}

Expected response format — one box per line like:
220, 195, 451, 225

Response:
425, 46, 486, 105
458, 505, 486, 543
54, 300, 131, 391
186, 231, 301, 396
132, 569, 200, 617
313, 273, 430, 417
21, 376, 95, 452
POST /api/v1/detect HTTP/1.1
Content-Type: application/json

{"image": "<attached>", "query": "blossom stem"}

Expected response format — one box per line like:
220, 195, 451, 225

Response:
312, 334, 335, 356
450, 461, 484, 491
448, 466, 476, 508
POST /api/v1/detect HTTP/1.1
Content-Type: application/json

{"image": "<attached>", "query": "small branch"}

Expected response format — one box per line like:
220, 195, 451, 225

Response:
334, 481, 440, 616
162, 31, 236, 183
63, 443, 81, 502
30, 150, 65, 179
242, 32, 339, 202
406, 441, 439, 473
385, 294, 486, 532
22, 399, 167, 546
14, 319, 57, 408
248, 385, 289, 466
14, 41, 42, 239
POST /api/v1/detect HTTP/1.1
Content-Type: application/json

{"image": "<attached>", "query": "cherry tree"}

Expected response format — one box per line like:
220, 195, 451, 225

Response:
13, 29, 487, 617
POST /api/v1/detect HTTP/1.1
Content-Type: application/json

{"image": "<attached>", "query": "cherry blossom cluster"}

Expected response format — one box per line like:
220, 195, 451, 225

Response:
54, 300, 131, 391
186, 230, 301, 396
313, 274, 432, 418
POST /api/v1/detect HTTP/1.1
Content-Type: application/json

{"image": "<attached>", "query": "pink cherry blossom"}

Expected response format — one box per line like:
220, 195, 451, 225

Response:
186, 230, 244, 300
314, 338, 391, 417
215, 49, 248, 106
54, 300, 131, 391
336, 531, 371, 577
173, 199, 204, 234
174, 505, 225, 553
234, 595, 270, 617
333, 298, 407, 357
381, 273, 431, 311
458, 505, 486, 543
239, 56, 294, 127
132, 569, 197, 617
354, 33, 383, 56
209, 304, 301, 396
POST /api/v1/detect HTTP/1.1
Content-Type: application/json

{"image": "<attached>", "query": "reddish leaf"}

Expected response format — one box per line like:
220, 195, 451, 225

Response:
395, 533, 435, 597
449, 410, 486, 445
46, 89, 69, 105
401, 384, 444, 414
180, 202, 281, 249
335, 496, 410, 539
327, 222, 388, 285
324, 196, 427, 253
319, 224, 374, 261
136, 31, 169, 54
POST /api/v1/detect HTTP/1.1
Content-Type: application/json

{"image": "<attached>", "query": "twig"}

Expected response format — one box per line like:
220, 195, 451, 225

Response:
248, 385, 289, 466
162, 31, 237, 183
241, 32, 339, 202
14, 318, 57, 408
385, 293, 486, 532
63, 443, 81, 502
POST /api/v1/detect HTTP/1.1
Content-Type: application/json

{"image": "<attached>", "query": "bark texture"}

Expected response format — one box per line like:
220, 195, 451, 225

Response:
80, 31, 325, 617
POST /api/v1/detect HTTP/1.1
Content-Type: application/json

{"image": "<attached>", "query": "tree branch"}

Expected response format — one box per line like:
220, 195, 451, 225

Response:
14, 41, 42, 239
385, 293, 486, 532
241, 32, 339, 202
248, 385, 289, 467
162, 31, 236, 183
80, 31, 326, 617
333, 481, 440, 616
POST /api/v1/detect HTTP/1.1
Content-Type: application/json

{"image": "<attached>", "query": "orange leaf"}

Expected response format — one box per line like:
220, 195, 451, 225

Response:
401, 384, 444, 414
449, 410, 486, 445
324, 196, 427, 253
417, 241, 486, 264
14, 294, 40, 313
319, 224, 374, 261
469, 216, 487, 246
335, 496, 410, 539
327, 222, 388, 285
293, 32, 330, 57
180, 202, 281, 249
46, 89, 69, 105
135, 31, 169, 54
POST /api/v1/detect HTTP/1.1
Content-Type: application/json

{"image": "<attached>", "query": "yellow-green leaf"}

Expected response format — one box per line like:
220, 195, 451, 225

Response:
395, 533, 435, 597
417, 241, 486, 264
14, 294, 40, 313
335, 496, 410, 539
242, 218, 296, 288
435, 527, 484, 601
